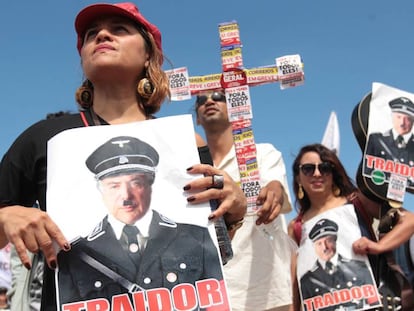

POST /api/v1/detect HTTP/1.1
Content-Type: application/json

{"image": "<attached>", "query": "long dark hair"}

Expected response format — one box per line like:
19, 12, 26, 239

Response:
292, 143, 357, 215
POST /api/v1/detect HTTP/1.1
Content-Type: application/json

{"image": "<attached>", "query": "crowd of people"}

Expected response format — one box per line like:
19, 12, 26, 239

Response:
0, 2, 413, 311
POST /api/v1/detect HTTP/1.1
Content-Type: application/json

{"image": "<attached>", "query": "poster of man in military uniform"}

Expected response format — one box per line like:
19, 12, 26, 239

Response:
363, 83, 414, 191
296, 205, 380, 311
46, 115, 229, 311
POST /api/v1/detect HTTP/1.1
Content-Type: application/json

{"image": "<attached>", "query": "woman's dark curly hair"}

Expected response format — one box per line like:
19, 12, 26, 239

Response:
292, 143, 357, 215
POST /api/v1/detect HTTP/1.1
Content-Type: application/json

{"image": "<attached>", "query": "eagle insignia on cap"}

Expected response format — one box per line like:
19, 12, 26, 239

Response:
316, 219, 326, 226
112, 140, 130, 148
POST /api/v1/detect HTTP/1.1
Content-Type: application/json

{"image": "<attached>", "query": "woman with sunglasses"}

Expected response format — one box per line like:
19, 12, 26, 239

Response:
287, 143, 414, 310
289, 144, 358, 310
291, 144, 356, 223
0, 2, 247, 309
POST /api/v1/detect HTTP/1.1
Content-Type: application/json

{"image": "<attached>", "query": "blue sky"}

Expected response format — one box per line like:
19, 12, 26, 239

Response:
1, 1, 414, 221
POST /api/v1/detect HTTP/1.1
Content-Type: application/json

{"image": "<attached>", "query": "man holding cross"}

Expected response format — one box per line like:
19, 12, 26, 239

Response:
195, 90, 294, 311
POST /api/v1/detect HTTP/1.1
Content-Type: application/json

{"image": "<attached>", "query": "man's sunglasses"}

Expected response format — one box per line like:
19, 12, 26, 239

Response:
299, 162, 333, 176
195, 92, 226, 108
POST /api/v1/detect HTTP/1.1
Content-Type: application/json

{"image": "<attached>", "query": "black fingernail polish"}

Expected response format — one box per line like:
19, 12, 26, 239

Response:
63, 243, 71, 251
208, 214, 215, 221
187, 196, 196, 202
183, 185, 191, 191
24, 262, 31, 270
186, 166, 193, 171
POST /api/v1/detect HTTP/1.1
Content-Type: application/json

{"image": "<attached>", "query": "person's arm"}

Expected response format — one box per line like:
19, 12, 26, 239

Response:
290, 253, 301, 311
0, 205, 70, 270
287, 218, 297, 243
353, 208, 414, 255
287, 219, 301, 310
255, 144, 292, 225
0, 120, 72, 270
193, 140, 246, 227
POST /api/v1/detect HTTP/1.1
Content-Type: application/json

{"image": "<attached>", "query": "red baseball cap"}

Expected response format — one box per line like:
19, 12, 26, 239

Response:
75, 2, 162, 55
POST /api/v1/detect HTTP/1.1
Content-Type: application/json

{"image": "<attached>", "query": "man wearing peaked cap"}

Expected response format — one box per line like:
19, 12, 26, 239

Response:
365, 96, 414, 187
300, 218, 378, 309
57, 135, 223, 307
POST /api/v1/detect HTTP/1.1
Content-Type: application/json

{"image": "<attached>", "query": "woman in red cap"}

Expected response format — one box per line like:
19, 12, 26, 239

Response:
0, 2, 247, 309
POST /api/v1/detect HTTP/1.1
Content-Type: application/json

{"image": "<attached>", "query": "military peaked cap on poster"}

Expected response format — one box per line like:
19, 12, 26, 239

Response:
389, 97, 414, 118
86, 136, 159, 180
308, 218, 338, 242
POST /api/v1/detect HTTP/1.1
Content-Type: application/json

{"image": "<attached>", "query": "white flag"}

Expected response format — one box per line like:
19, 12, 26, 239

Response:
321, 111, 340, 156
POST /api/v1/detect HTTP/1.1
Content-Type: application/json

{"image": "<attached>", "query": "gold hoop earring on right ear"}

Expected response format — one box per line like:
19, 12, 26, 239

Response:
75, 83, 93, 108
137, 77, 155, 99
298, 184, 304, 200
333, 185, 341, 197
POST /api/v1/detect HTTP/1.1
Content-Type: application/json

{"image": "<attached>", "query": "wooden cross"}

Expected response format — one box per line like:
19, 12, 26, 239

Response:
166, 21, 304, 213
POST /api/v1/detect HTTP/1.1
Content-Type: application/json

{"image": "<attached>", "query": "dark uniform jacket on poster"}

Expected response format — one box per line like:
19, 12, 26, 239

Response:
365, 130, 414, 186
57, 210, 223, 305
0, 111, 216, 311
300, 254, 376, 310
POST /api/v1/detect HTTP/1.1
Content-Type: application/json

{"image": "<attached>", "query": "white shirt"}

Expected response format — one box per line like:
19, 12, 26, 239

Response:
219, 143, 295, 310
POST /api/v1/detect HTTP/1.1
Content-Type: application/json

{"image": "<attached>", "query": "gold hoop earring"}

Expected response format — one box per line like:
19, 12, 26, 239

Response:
298, 184, 304, 200
75, 84, 93, 108
333, 185, 341, 197
137, 77, 155, 99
